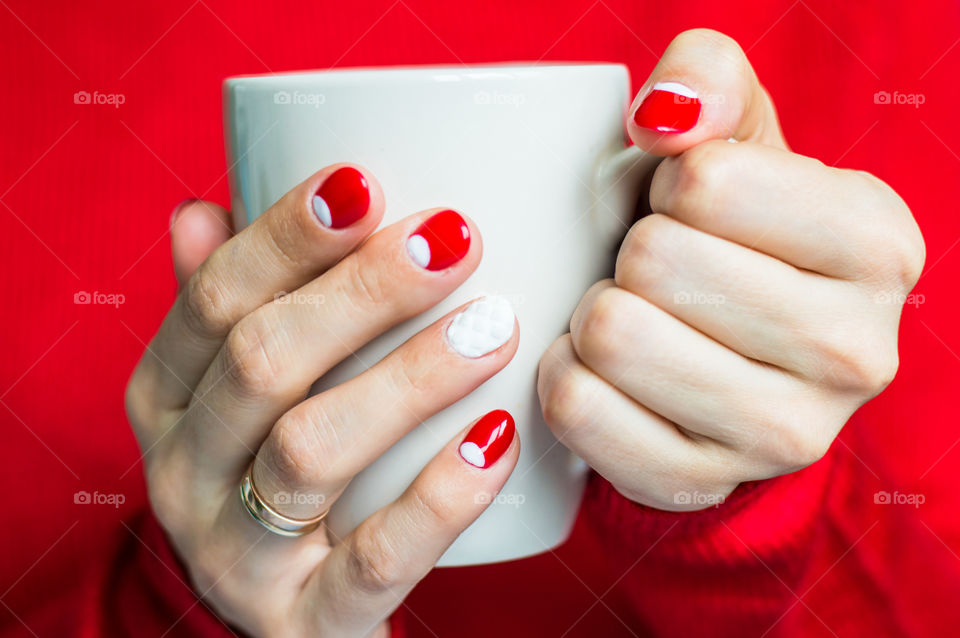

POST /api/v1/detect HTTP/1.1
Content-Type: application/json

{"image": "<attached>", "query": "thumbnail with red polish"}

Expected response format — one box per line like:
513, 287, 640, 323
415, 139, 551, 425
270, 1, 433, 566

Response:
312, 167, 370, 229
459, 409, 515, 469
633, 82, 702, 134
406, 209, 471, 271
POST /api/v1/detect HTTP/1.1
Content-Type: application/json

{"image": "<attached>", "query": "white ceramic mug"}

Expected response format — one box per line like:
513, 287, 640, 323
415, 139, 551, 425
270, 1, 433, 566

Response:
224, 64, 653, 566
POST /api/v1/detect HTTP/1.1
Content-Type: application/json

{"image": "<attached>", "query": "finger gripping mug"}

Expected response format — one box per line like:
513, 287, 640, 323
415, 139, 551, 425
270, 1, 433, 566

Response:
225, 64, 653, 566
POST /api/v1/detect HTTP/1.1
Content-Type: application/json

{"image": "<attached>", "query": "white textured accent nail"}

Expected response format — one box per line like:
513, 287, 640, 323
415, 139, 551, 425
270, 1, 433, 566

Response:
406, 234, 431, 268
312, 195, 332, 227
459, 442, 485, 467
653, 81, 698, 99
446, 295, 515, 358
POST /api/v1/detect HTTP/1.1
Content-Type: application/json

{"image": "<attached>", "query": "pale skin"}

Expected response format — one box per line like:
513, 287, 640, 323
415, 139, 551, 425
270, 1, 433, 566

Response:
538, 29, 925, 510
126, 28, 924, 637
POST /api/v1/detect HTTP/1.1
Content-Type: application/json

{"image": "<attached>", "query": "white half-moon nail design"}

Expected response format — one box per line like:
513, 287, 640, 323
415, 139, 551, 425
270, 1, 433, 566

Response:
406, 234, 431, 268
458, 442, 486, 467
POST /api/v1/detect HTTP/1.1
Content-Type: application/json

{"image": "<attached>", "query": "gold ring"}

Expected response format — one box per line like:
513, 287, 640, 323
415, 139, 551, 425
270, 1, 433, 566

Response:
239, 463, 327, 537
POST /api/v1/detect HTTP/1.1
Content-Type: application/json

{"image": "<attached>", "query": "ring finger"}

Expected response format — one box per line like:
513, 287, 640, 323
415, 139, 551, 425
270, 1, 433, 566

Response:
251, 295, 518, 520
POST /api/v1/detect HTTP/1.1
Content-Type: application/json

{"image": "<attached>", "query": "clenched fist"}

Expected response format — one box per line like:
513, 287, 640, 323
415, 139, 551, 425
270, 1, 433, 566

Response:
538, 29, 925, 510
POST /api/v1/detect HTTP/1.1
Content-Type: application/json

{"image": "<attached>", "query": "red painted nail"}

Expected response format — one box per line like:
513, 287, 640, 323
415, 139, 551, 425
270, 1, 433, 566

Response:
313, 167, 370, 229
459, 409, 515, 469
633, 82, 701, 134
406, 209, 470, 271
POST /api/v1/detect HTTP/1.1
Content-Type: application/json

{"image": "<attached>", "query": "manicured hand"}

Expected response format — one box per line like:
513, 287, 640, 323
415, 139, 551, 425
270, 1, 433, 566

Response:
126, 165, 520, 636
537, 29, 925, 510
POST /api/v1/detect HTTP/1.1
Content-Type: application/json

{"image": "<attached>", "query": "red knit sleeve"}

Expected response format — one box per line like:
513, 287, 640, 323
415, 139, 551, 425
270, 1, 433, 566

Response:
102, 509, 246, 637
580, 414, 960, 637
96, 509, 408, 637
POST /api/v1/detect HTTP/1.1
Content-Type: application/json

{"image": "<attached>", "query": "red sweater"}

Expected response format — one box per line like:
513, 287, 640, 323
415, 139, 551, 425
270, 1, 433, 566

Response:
2, 1, 958, 636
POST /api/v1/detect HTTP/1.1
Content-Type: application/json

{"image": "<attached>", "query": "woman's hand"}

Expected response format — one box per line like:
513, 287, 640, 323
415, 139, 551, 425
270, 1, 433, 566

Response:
125, 164, 520, 636
537, 29, 925, 511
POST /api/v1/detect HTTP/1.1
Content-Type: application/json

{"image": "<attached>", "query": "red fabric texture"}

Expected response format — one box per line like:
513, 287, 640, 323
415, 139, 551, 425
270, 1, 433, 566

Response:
1, 1, 958, 636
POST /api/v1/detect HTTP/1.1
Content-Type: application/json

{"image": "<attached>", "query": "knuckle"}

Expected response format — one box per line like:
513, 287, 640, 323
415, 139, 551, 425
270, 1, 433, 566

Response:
144, 447, 196, 537
124, 363, 154, 429
573, 287, 627, 367
539, 358, 593, 437
582, 277, 617, 300
268, 410, 341, 490
849, 172, 926, 286
610, 480, 665, 509
345, 252, 389, 311
882, 215, 926, 290
771, 423, 833, 474
182, 265, 233, 338
386, 348, 430, 400
221, 316, 286, 400
409, 482, 459, 530
898, 231, 926, 288
186, 552, 218, 594
815, 326, 899, 395
665, 141, 738, 220
672, 29, 747, 66
145, 468, 180, 532
570, 279, 615, 334
262, 209, 312, 271
348, 524, 411, 593
186, 542, 233, 597
764, 413, 833, 471
616, 214, 674, 292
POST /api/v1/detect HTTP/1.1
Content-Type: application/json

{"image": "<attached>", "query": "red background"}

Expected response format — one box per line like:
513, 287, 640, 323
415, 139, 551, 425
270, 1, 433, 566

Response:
2, 1, 959, 636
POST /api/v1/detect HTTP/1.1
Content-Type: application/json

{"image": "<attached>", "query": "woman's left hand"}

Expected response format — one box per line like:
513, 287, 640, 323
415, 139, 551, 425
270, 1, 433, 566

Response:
537, 29, 926, 510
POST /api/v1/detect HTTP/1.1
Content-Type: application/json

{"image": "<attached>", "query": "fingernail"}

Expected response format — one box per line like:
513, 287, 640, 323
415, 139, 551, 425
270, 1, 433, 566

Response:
406, 209, 470, 270
459, 409, 515, 469
633, 82, 701, 133
446, 296, 515, 358
313, 167, 370, 229
169, 198, 198, 230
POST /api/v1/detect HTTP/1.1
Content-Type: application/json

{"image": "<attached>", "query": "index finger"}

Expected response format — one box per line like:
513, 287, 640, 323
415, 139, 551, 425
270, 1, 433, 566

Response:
133, 163, 384, 421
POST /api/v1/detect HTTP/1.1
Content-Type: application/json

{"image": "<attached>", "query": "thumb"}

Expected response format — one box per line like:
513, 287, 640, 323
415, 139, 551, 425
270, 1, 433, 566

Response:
628, 29, 787, 156
169, 199, 233, 286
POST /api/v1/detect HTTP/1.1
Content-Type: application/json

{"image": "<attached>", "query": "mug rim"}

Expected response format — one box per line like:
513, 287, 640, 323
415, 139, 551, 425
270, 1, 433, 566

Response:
224, 62, 627, 88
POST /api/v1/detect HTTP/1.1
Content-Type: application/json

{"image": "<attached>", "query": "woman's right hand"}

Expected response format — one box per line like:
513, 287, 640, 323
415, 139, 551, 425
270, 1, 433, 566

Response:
125, 164, 521, 637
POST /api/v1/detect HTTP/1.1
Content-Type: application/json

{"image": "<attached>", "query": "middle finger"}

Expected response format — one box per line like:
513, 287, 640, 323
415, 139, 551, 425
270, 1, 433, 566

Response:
182, 207, 480, 482
251, 295, 518, 520
613, 213, 880, 380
